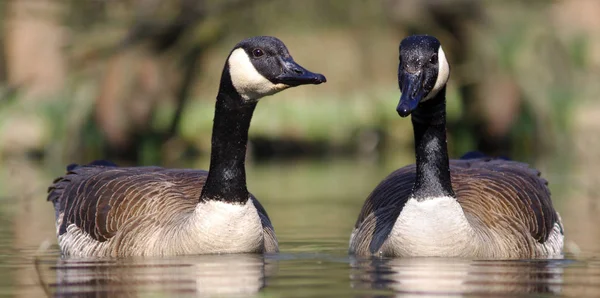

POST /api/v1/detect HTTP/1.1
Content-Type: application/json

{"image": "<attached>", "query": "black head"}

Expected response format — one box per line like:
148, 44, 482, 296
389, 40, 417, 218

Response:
396, 35, 450, 117
226, 36, 326, 101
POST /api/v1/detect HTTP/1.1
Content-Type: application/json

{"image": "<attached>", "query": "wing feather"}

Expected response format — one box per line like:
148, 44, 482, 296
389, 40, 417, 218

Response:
351, 165, 415, 254
452, 158, 558, 243
48, 163, 276, 247
352, 158, 559, 254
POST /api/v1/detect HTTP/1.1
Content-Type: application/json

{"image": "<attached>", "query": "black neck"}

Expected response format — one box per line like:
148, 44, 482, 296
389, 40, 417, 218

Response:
409, 87, 455, 200
200, 70, 256, 204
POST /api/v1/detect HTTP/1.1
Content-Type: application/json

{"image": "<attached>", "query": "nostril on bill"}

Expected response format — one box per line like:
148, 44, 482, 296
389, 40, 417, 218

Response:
411, 89, 419, 98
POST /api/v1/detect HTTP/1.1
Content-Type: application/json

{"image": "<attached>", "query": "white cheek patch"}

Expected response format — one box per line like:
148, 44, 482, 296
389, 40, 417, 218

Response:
228, 48, 289, 101
423, 46, 450, 101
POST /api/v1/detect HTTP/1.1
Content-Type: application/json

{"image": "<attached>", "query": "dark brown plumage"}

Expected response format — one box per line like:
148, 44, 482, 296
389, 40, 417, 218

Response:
350, 158, 562, 257
48, 164, 275, 243
47, 163, 278, 256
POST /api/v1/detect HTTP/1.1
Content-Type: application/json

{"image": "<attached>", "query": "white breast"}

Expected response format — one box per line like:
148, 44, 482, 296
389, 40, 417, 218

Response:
385, 196, 478, 257
185, 199, 265, 254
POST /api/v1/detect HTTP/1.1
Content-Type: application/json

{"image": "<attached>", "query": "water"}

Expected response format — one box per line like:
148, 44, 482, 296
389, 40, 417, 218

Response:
1, 157, 600, 297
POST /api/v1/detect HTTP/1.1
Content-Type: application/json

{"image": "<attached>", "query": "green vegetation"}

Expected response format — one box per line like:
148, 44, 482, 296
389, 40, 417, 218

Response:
0, 0, 596, 167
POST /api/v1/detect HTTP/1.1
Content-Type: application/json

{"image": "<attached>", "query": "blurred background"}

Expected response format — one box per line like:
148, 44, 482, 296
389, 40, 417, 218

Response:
1, 0, 600, 295
1, 0, 598, 165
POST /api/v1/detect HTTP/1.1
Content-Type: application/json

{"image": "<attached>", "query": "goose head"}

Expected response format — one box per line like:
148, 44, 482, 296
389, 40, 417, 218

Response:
396, 35, 450, 117
225, 36, 326, 102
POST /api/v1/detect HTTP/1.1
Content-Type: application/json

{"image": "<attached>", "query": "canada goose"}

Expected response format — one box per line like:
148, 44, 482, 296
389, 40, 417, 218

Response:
349, 35, 563, 259
48, 36, 326, 257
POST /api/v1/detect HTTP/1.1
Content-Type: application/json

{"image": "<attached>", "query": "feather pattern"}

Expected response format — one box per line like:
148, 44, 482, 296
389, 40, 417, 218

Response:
349, 158, 564, 258
48, 163, 278, 257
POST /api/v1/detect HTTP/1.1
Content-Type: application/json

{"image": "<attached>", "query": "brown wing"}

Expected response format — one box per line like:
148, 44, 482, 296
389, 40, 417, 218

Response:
351, 165, 415, 254
353, 165, 415, 230
48, 164, 206, 242
450, 158, 559, 244
352, 158, 559, 254
47, 163, 276, 245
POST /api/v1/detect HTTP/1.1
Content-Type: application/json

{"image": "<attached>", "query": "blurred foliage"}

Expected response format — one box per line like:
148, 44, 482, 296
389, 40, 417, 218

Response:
0, 0, 597, 167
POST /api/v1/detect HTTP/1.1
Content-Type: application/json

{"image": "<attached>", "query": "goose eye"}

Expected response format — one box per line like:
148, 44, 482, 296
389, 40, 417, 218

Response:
252, 49, 264, 58
429, 54, 438, 64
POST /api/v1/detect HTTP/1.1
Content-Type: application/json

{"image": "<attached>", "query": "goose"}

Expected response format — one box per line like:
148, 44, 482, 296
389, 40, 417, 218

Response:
47, 36, 326, 257
349, 35, 563, 259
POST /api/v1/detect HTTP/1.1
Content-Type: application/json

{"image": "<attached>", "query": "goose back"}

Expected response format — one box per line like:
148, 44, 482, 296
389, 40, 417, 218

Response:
349, 157, 563, 258
48, 162, 278, 256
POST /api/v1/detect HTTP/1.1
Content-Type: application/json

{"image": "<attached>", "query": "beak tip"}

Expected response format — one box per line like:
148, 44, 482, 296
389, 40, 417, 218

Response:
314, 74, 327, 84
396, 108, 411, 117
396, 102, 412, 117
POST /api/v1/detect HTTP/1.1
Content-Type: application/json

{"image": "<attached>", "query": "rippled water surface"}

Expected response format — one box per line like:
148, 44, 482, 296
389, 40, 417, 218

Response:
1, 158, 599, 297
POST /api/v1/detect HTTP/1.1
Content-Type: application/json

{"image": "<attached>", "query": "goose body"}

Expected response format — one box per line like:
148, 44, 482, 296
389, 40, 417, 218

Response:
349, 35, 563, 259
48, 36, 326, 257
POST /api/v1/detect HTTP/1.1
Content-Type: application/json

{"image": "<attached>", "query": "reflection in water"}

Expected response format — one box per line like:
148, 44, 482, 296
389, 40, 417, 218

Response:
350, 257, 565, 296
37, 254, 275, 297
